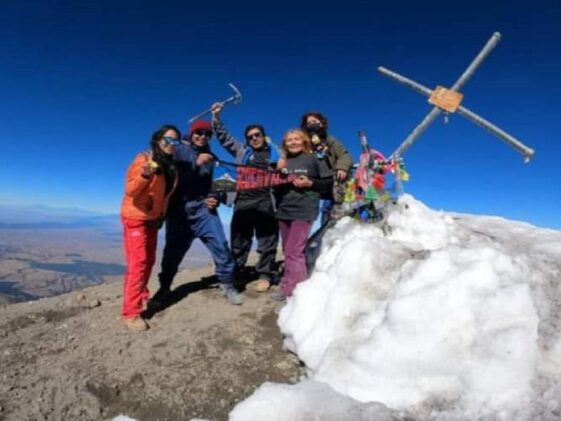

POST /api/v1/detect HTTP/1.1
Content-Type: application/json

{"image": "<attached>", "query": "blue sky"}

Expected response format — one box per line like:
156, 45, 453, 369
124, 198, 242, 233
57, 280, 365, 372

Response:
1, 0, 560, 229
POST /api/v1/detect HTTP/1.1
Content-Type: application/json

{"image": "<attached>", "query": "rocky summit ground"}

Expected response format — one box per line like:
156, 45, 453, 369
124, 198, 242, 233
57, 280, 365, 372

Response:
0, 266, 303, 421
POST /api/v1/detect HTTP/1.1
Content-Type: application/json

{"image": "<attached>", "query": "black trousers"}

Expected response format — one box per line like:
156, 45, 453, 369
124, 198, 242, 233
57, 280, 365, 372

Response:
230, 208, 279, 281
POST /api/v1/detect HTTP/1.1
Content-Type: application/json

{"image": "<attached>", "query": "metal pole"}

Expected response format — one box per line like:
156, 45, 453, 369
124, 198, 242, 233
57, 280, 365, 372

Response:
378, 66, 432, 97
451, 32, 501, 91
456, 106, 535, 161
393, 155, 404, 196
390, 107, 443, 158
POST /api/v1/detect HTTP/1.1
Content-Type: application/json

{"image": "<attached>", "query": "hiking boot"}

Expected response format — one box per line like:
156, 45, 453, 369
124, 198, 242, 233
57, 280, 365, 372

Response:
123, 316, 149, 331
220, 284, 244, 305
254, 279, 271, 293
269, 290, 287, 302
147, 287, 170, 310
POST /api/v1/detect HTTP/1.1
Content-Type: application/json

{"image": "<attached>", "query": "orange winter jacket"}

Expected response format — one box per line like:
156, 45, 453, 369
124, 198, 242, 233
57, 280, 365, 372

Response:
120, 152, 178, 221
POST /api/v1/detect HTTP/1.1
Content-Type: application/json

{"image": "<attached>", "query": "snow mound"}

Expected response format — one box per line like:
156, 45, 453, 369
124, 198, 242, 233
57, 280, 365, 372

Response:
231, 194, 561, 420
230, 380, 395, 421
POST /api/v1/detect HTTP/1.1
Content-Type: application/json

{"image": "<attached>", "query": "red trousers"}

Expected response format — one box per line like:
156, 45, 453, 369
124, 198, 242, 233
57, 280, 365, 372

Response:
121, 217, 158, 318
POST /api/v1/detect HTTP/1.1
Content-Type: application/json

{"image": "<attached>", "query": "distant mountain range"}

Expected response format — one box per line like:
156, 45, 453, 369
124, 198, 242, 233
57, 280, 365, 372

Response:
0, 204, 120, 230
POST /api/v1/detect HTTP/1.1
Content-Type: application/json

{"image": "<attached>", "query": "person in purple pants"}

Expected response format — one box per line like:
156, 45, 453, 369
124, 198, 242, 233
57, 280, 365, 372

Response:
270, 129, 331, 301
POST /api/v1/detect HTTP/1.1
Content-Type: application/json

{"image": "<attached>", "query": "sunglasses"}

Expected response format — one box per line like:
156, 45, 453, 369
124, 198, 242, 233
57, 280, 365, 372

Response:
162, 136, 180, 146
194, 129, 212, 137
246, 132, 263, 141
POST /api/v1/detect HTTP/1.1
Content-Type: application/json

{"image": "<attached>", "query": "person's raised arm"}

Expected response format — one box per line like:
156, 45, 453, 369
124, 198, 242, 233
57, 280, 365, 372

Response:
211, 102, 244, 158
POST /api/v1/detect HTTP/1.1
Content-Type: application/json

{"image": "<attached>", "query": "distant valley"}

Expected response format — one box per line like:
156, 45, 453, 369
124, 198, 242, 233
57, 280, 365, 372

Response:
0, 205, 213, 304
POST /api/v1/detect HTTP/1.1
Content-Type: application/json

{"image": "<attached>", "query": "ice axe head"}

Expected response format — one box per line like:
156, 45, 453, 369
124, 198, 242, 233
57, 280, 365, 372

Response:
226, 83, 242, 105
187, 83, 243, 123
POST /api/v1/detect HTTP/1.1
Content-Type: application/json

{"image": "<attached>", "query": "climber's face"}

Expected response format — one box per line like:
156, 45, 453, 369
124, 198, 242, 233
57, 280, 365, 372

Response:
245, 129, 265, 150
306, 115, 323, 129
284, 132, 305, 156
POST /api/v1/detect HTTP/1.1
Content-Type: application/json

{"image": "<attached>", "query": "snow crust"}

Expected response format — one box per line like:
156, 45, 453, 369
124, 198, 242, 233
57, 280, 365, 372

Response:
231, 194, 561, 420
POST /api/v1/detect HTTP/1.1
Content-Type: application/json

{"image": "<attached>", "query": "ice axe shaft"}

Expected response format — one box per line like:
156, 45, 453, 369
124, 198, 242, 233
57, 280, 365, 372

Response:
187, 83, 242, 123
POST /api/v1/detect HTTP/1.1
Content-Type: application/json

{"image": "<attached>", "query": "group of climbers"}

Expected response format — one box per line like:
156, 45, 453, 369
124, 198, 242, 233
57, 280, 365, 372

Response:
119, 107, 352, 331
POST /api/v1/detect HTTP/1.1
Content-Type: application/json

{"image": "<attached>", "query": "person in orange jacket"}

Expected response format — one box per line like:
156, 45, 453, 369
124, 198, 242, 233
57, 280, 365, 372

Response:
120, 124, 181, 331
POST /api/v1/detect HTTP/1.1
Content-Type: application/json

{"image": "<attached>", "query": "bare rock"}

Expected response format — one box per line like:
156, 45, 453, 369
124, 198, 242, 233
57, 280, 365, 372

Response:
0, 267, 300, 421
89, 299, 101, 308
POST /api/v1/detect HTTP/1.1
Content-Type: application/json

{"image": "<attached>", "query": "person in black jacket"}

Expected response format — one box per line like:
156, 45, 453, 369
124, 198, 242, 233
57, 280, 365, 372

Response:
271, 129, 331, 302
152, 120, 244, 307
211, 103, 281, 292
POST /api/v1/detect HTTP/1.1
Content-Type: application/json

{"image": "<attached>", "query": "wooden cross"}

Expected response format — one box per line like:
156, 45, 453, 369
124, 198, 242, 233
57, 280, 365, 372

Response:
378, 32, 535, 162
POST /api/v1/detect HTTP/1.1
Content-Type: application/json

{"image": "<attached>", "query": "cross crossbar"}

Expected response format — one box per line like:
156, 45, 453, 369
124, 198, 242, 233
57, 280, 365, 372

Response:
378, 32, 535, 162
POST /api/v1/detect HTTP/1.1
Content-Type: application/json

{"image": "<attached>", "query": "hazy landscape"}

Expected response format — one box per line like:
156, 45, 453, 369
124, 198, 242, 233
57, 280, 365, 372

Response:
0, 205, 213, 304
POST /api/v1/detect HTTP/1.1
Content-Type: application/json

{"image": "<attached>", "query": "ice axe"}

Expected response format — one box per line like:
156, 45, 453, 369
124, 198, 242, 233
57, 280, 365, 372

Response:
187, 83, 242, 123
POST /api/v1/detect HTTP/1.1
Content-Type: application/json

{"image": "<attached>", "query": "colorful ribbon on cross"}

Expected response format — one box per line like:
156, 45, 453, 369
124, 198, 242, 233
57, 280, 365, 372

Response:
344, 150, 409, 204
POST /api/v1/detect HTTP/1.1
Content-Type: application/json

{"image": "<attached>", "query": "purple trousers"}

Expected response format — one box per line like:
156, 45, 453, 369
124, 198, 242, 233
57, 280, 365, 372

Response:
278, 219, 313, 296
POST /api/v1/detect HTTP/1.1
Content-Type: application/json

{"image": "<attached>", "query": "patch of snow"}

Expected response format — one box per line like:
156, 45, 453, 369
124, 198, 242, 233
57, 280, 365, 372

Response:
231, 194, 561, 420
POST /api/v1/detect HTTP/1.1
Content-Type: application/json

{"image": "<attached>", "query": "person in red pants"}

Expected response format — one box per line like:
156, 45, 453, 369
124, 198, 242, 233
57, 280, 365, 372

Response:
271, 129, 331, 301
120, 124, 181, 331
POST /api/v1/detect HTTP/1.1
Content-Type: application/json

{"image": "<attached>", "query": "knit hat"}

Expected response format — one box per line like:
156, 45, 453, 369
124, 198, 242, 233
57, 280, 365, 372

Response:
187, 120, 213, 138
